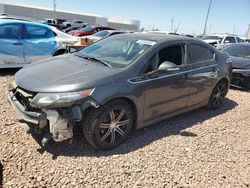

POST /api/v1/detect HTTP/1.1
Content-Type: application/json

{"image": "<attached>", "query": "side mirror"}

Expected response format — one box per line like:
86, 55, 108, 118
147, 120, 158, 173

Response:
158, 61, 180, 71
224, 40, 230, 43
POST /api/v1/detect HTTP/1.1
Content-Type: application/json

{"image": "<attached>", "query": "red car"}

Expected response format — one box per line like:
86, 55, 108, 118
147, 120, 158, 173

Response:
68, 25, 115, 37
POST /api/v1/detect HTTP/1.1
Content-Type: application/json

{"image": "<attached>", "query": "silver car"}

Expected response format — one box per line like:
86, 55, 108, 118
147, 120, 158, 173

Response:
0, 19, 77, 68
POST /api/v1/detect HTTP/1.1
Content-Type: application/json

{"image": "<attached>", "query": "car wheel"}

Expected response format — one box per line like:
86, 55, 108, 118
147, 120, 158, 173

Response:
83, 100, 134, 150
208, 80, 227, 109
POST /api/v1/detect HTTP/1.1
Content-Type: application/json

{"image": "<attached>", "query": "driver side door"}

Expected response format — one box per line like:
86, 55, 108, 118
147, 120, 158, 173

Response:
138, 43, 191, 122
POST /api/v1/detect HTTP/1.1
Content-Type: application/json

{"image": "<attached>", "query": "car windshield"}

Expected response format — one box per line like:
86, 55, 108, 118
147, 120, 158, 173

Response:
222, 45, 250, 59
80, 26, 94, 31
202, 36, 222, 40
75, 35, 155, 68
93, 30, 110, 37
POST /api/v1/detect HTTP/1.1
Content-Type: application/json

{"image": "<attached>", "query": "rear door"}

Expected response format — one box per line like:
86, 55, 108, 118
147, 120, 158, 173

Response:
186, 43, 218, 106
0, 23, 24, 67
23, 24, 58, 63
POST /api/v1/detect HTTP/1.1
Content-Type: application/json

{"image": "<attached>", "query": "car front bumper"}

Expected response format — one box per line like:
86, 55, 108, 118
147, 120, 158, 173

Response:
231, 69, 250, 89
7, 81, 99, 145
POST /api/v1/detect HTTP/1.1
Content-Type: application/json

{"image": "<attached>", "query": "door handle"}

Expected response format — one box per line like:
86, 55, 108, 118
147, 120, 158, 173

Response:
182, 73, 189, 80
13, 42, 23, 45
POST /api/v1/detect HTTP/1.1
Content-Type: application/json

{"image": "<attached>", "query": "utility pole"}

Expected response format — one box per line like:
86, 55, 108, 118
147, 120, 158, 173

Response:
203, 0, 212, 35
53, 0, 56, 19
170, 17, 174, 32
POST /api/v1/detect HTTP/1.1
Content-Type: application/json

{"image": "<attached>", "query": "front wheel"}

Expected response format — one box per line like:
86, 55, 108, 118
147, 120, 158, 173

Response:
208, 80, 228, 109
83, 100, 134, 150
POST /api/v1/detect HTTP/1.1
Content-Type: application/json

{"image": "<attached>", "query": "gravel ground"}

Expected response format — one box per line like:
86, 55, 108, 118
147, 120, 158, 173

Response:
0, 69, 249, 188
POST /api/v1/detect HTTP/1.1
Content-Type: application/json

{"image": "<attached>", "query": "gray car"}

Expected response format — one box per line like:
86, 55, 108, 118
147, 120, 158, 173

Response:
8, 33, 232, 150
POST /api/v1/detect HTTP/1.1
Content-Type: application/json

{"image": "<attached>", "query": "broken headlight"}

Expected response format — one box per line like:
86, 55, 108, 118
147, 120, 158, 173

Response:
30, 88, 95, 108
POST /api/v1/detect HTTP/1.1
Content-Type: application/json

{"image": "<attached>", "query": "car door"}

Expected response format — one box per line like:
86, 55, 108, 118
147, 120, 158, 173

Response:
130, 43, 191, 122
0, 23, 25, 67
23, 24, 58, 63
186, 43, 218, 106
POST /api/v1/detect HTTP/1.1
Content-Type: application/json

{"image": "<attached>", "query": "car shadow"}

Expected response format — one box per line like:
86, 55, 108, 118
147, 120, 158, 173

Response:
0, 68, 20, 76
33, 97, 238, 159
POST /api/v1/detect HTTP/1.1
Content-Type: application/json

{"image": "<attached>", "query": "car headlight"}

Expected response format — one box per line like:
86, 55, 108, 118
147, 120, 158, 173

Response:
30, 88, 95, 108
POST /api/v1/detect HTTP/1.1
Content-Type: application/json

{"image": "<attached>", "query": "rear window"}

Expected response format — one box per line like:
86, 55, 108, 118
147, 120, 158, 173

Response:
190, 44, 215, 63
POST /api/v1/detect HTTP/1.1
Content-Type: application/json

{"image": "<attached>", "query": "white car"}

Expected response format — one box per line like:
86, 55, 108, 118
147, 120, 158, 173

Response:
201, 35, 241, 47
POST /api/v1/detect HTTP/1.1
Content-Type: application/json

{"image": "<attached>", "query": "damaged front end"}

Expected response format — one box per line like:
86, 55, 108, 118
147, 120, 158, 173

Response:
7, 81, 100, 145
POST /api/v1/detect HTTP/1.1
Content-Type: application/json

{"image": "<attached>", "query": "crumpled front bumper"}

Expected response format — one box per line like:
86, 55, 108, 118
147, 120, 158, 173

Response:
7, 85, 74, 144
7, 81, 47, 132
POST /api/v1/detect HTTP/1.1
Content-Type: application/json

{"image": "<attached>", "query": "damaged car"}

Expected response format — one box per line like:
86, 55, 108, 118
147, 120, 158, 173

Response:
8, 33, 232, 150
221, 43, 250, 89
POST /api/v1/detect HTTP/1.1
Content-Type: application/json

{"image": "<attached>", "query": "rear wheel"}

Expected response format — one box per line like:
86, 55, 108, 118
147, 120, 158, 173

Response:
208, 80, 227, 109
83, 100, 134, 150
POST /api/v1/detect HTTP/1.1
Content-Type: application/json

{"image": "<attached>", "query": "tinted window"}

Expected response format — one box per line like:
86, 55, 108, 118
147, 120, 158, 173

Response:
24, 25, 54, 39
224, 37, 236, 43
190, 44, 214, 63
93, 30, 110, 37
236, 37, 241, 43
0, 24, 21, 39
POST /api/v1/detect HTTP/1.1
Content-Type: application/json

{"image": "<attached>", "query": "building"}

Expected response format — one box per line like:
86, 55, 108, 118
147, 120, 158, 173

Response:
0, 3, 140, 31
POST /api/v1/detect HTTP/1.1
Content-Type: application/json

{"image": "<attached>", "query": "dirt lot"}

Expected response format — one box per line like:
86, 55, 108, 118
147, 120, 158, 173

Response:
0, 70, 249, 188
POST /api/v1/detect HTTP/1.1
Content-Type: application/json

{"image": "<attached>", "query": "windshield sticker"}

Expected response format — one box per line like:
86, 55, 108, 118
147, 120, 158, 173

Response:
136, 40, 156, 46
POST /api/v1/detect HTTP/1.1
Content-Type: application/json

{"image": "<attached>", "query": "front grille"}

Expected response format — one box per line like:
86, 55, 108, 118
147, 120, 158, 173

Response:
13, 87, 38, 111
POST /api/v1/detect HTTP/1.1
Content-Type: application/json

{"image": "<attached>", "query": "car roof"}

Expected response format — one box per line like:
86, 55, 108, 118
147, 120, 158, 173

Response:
118, 33, 200, 43
0, 19, 51, 29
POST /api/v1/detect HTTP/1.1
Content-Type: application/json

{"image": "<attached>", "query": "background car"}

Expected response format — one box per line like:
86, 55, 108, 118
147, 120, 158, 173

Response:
8, 34, 232, 150
201, 34, 241, 47
0, 19, 77, 68
63, 24, 88, 33
221, 43, 250, 89
81, 30, 129, 45
68, 25, 115, 37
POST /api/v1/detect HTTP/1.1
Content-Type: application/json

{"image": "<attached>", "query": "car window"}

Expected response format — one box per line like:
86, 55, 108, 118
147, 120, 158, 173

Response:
24, 24, 55, 39
190, 44, 214, 64
236, 37, 241, 43
142, 44, 185, 74
93, 30, 110, 37
224, 37, 236, 43
0, 24, 21, 39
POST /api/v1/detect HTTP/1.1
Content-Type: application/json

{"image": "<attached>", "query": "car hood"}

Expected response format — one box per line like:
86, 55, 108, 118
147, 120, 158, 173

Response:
15, 54, 121, 93
202, 39, 220, 44
230, 56, 250, 69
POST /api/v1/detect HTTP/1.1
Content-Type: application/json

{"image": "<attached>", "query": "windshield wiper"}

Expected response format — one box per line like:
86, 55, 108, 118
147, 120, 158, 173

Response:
74, 53, 112, 67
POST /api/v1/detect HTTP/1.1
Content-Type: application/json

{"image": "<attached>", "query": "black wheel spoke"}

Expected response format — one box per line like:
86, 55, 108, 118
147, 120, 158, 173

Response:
115, 127, 125, 137
111, 129, 116, 144
100, 129, 111, 142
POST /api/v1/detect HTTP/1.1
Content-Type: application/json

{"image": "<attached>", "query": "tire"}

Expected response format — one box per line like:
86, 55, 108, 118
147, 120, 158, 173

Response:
83, 100, 134, 150
208, 80, 228, 110
53, 50, 66, 56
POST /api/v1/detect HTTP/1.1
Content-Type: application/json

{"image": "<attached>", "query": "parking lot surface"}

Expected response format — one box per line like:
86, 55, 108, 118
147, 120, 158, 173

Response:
0, 70, 249, 187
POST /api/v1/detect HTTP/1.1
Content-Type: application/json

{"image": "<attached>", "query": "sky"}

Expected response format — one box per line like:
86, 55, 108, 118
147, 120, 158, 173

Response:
3, 0, 250, 36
